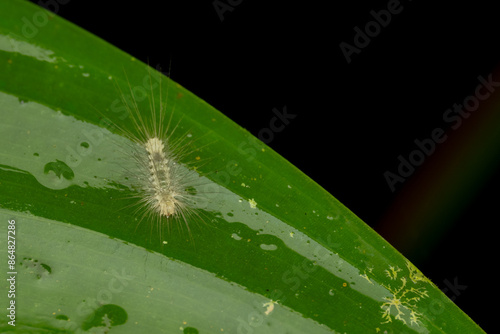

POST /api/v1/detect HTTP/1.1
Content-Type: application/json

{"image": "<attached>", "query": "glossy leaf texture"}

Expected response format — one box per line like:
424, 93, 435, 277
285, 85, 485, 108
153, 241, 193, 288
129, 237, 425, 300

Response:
0, 1, 485, 333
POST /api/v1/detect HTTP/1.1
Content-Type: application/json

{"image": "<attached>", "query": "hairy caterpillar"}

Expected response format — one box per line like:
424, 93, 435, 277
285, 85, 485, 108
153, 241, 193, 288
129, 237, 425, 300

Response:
105, 65, 214, 243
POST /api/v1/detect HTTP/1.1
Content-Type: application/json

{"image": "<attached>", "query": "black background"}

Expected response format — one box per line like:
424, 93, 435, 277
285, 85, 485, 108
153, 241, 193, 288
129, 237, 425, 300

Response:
28, 0, 497, 331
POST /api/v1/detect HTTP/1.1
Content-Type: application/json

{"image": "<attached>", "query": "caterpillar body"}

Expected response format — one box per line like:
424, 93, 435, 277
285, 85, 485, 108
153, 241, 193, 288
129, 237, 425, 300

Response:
108, 66, 211, 242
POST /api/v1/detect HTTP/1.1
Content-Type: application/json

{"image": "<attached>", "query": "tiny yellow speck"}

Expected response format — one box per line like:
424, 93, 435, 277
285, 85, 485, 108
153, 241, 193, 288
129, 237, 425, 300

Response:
248, 198, 257, 208
342, 282, 347, 287
263, 300, 278, 315
290, 232, 294, 238
195, 156, 201, 160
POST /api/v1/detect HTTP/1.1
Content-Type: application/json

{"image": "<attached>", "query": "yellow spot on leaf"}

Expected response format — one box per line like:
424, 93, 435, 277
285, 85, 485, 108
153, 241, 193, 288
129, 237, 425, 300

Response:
263, 300, 278, 316
248, 198, 257, 208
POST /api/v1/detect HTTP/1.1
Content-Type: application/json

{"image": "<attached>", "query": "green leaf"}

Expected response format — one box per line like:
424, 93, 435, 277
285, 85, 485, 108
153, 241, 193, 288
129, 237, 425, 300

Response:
0, 1, 485, 333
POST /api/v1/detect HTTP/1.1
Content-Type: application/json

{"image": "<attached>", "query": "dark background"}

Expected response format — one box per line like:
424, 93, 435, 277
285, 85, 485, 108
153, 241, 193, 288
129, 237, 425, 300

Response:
29, 0, 497, 331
